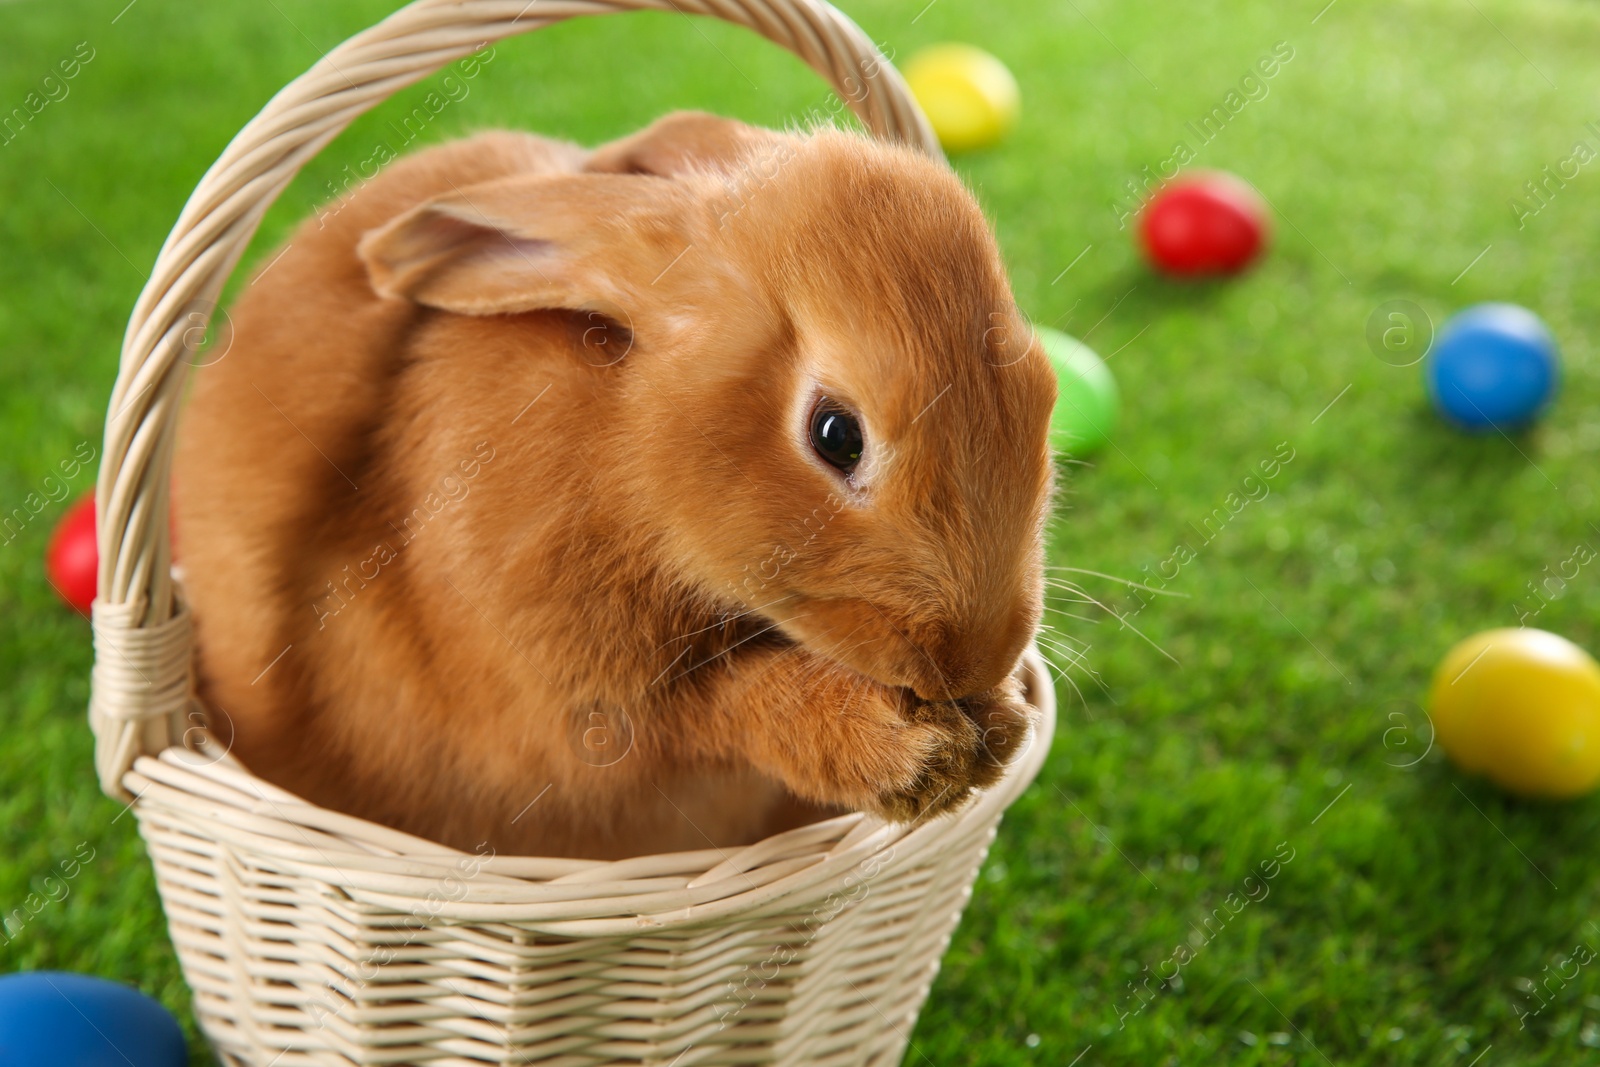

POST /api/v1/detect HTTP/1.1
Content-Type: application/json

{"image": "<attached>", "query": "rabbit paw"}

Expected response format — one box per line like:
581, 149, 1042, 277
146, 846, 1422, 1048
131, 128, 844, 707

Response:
869, 686, 1035, 824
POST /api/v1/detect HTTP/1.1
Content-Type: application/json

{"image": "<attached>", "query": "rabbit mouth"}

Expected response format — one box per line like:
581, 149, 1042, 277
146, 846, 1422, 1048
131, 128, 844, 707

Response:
772, 591, 1035, 703
771, 594, 954, 698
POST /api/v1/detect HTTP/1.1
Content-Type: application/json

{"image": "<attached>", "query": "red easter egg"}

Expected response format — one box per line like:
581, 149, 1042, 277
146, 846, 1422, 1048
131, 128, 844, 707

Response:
45, 494, 97, 615
1139, 173, 1269, 276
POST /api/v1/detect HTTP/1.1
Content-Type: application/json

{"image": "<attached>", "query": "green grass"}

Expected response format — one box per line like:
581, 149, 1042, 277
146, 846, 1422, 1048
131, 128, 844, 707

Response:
5, 0, 1600, 1062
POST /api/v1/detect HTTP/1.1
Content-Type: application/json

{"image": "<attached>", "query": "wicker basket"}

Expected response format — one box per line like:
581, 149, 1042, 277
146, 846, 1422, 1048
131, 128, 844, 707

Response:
87, 1, 1058, 1063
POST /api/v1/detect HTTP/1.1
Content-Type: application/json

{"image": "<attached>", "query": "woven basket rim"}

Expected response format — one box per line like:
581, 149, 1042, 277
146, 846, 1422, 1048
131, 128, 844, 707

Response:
127, 648, 1054, 936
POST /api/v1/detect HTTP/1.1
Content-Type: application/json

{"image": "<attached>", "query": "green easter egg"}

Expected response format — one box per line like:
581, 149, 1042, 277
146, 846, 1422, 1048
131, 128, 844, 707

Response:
1036, 326, 1119, 455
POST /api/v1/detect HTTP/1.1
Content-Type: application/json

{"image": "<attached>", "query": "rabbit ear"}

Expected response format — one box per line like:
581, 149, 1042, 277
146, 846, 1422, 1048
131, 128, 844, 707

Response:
358, 171, 692, 318
587, 111, 788, 177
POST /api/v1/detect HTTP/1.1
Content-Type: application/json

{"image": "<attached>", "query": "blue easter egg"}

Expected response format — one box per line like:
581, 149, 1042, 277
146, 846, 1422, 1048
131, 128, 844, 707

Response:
1424, 303, 1559, 431
0, 972, 186, 1067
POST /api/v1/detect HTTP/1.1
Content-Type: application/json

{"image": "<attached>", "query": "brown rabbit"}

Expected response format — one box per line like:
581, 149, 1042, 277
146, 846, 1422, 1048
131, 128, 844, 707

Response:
174, 113, 1056, 860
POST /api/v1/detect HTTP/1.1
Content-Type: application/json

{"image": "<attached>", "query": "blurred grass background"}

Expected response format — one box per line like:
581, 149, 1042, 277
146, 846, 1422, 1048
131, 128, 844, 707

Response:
5, 0, 1600, 1063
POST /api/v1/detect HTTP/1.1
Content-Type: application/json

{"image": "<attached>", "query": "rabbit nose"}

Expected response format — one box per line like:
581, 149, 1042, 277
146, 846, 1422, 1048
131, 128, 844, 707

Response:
909, 615, 1034, 701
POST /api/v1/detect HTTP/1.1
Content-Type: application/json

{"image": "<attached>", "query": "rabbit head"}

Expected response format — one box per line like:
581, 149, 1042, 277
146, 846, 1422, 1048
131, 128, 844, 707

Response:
358, 113, 1056, 703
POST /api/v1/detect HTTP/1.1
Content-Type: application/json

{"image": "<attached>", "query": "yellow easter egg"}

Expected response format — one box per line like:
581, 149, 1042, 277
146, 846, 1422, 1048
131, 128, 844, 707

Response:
1428, 628, 1600, 799
903, 44, 1020, 153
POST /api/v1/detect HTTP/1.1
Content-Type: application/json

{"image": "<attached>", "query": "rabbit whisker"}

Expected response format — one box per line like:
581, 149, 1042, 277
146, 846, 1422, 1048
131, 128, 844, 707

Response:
1036, 635, 1090, 666
646, 645, 693, 689
1051, 611, 1101, 626
1045, 586, 1178, 665
1035, 635, 1113, 695
668, 593, 798, 646
668, 619, 789, 684
1043, 577, 1103, 600
1031, 646, 1087, 709
1046, 565, 1185, 597
1034, 625, 1088, 650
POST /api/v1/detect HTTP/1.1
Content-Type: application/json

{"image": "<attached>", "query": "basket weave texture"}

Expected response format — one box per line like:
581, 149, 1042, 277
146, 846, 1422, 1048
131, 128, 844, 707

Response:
86, 1, 1056, 1063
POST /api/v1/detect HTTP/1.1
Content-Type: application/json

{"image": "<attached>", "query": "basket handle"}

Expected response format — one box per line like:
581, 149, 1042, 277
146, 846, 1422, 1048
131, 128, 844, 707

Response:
88, 0, 939, 798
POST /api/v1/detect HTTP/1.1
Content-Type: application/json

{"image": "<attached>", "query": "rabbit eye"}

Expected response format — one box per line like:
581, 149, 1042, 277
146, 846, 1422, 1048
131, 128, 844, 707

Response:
809, 398, 863, 473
